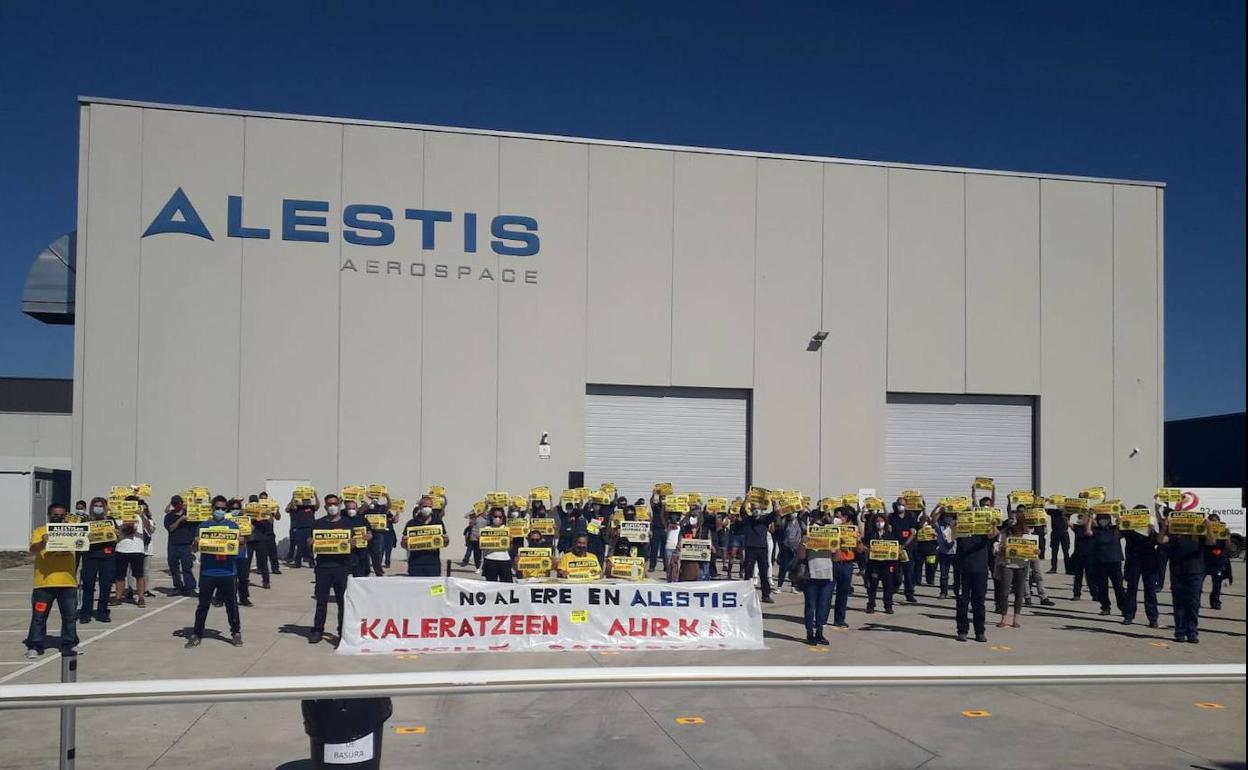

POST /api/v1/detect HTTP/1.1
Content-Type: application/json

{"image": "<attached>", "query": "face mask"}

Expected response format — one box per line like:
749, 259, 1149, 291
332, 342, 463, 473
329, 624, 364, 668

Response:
875, 522, 885, 531
492, 518, 504, 526
326, 505, 341, 516
420, 507, 433, 516
508, 511, 520, 519
528, 539, 542, 548
345, 506, 357, 516
49, 511, 66, 523
573, 546, 587, 556
212, 509, 226, 520
91, 505, 106, 516
687, 515, 697, 525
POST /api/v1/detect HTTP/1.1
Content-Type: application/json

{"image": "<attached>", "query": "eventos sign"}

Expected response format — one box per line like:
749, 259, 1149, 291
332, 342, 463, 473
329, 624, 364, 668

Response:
338, 577, 765, 655
142, 187, 542, 284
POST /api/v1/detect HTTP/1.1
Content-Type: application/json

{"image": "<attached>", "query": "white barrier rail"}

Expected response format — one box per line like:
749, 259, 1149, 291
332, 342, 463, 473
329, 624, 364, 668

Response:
1, 664, 1243, 710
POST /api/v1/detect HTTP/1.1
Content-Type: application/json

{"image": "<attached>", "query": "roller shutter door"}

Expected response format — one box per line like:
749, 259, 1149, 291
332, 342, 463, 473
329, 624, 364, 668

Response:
886, 394, 1034, 503
585, 387, 748, 503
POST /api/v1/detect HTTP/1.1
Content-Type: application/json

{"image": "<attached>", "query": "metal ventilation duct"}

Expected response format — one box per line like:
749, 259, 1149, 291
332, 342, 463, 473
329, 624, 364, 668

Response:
21, 232, 75, 324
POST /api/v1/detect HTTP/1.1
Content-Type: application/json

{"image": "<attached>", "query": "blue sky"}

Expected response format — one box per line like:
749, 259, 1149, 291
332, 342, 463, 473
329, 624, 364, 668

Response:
0, 2, 1242, 419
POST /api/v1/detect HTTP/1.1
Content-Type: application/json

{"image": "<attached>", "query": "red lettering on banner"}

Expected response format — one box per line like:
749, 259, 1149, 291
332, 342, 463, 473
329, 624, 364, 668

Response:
678, 619, 700, 636
651, 618, 670, 637
361, 619, 381, 639
383, 619, 400, 638
708, 620, 723, 637
458, 618, 475, 637
421, 618, 436, 637
542, 616, 557, 634
438, 618, 455, 637
509, 616, 523, 635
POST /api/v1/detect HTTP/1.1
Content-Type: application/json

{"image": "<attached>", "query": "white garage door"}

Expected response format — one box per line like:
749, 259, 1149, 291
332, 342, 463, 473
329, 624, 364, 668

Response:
585, 387, 748, 503
886, 394, 1033, 503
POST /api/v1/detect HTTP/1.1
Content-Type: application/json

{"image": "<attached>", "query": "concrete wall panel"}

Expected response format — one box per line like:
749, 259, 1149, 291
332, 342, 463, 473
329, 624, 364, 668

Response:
753, 159, 822, 492
887, 169, 966, 393
671, 153, 756, 388
585, 146, 674, 386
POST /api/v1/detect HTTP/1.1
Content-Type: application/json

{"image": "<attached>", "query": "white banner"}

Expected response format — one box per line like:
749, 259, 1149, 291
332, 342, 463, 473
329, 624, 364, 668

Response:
338, 577, 765, 655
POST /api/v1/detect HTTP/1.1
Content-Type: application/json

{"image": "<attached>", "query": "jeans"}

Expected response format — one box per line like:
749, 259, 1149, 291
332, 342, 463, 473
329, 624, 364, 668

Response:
194, 574, 240, 636
249, 536, 275, 581
368, 535, 386, 575
168, 543, 197, 594
956, 570, 988, 637
649, 530, 667, 571
1209, 567, 1225, 607
313, 565, 350, 636
832, 561, 854, 625
383, 528, 396, 568
264, 534, 281, 573
482, 559, 514, 582
741, 547, 771, 598
290, 527, 314, 567
1154, 551, 1168, 589
999, 565, 1028, 615
25, 587, 78, 651
899, 553, 918, 598
235, 555, 251, 602
938, 554, 957, 595
775, 546, 798, 588
1050, 527, 1071, 571
802, 579, 834, 634
245, 545, 269, 588
1123, 559, 1159, 623
1170, 571, 1203, 639
1089, 561, 1127, 614
866, 562, 895, 610
461, 540, 482, 568
1027, 559, 1048, 600
79, 557, 115, 621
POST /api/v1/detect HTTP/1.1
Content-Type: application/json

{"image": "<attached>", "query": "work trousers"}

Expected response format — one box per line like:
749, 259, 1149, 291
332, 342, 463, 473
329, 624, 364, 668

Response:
244, 546, 268, 589
999, 565, 1028, 615
775, 546, 798, 588
289, 527, 314, 567
938, 554, 958, 595
865, 562, 896, 611
368, 535, 386, 576
1123, 559, 1159, 623
741, 547, 771, 599
1027, 559, 1048, 600
648, 529, 667, 571
1170, 571, 1203, 639
78, 557, 115, 621
831, 561, 854, 625
1050, 528, 1071, 572
1088, 561, 1127, 614
899, 553, 918, 599
167, 543, 197, 594
235, 555, 251, 602
482, 559, 514, 582
25, 586, 78, 652
956, 570, 989, 637
312, 565, 350, 636
194, 574, 240, 636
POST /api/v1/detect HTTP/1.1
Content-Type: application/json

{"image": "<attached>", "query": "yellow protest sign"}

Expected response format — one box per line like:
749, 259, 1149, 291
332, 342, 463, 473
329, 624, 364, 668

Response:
46, 523, 89, 552
1047, 494, 1067, 508
480, 527, 511, 551
427, 485, 447, 498
804, 525, 840, 551
869, 539, 900, 561
1155, 488, 1182, 504
654, 482, 675, 496
600, 482, 617, 498
747, 486, 769, 505
528, 517, 557, 536
973, 477, 995, 490
109, 485, 132, 499
431, 494, 446, 510
388, 498, 406, 514
705, 497, 728, 514
818, 497, 839, 513
508, 518, 529, 539
1005, 536, 1039, 561
226, 514, 253, 537
186, 503, 211, 522
352, 526, 368, 549
1167, 513, 1206, 536
313, 529, 351, 555
1008, 490, 1035, 506
406, 525, 446, 551
665, 494, 690, 514
956, 509, 994, 537
589, 490, 611, 505
341, 485, 367, 503
837, 525, 860, 551
365, 513, 389, 531
634, 504, 651, 522
902, 494, 924, 511
1078, 486, 1106, 501
509, 496, 526, 510
244, 502, 266, 520
1118, 510, 1151, 533
558, 490, 577, 505
472, 501, 487, 515
1022, 508, 1048, 528
916, 525, 937, 542
294, 486, 317, 504
1091, 502, 1122, 517
198, 526, 240, 556
608, 556, 646, 581
517, 547, 553, 577
1210, 521, 1229, 540
679, 539, 713, 562
133, 483, 153, 497
530, 486, 552, 503
366, 483, 388, 499
87, 520, 117, 544
564, 556, 601, 581
687, 492, 703, 506
617, 521, 651, 545
840, 493, 859, 508
863, 496, 885, 513
940, 496, 971, 512
485, 492, 509, 508
575, 487, 592, 503
1063, 497, 1090, 514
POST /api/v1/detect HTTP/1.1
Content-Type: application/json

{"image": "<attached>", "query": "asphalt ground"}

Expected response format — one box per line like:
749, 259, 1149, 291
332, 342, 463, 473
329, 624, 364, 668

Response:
0, 557, 1242, 770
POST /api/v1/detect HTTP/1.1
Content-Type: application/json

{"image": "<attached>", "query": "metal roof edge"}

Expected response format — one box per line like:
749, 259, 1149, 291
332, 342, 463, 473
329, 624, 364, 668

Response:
78, 96, 1166, 188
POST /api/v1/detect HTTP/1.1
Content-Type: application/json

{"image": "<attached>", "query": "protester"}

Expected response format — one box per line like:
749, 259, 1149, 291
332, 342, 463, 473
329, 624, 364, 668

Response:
797, 508, 835, 644
1047, 500, 1071, 574
1070, 514, 1094, 601
249, 494, 277, 586
164, 495, 197, 597
774, 510, 804, 594
1156, 510, 1216, 643
309, 494, 352, 645
461, 505, 489, 569
365, 497, 390, 576
1204, 513, 1231, 611
935, 507, 958, 599
648, 492, 668, 572
916, 512, 939, 587
862, 512, 899, 614
1121, 505, 1160, 627
740, 501, 776, 603
1084, 508, 1127, 618
230, 498, 254, 608
78, 497, 116, 623
112, 496, 154, 608
402, 497, 446, 577
828, 506, 857, 628
482, 507, 514, 582
24, 504, 81, 659
286, 492, 319, 568
186, 498, 242, 648
954, 510, 998, 643
889, 499, 920, 603
257, 491, 282, 575
557, 535, 601, 579
995, 516, 1030, 628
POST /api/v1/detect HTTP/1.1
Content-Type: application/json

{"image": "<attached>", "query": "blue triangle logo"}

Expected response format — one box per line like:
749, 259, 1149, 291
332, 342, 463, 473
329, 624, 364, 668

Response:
142, 187, 214, 240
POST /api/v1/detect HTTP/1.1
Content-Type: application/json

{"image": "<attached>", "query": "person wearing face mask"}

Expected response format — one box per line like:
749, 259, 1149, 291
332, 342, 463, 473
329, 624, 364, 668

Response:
1156, 510, 1216, 643
648, 491, 668, 573
775, 510, 804, 594
1121, 504, 1160, 627
953, 507, 999, 643
23, 504, 82, 659
481, 508, 514, 582
740, 502, 777, 603
889, 499, 920, 604
557, 535, 601, 579
403, 498, 446, 577
995, 516, 1030, 628
308, 495, 353, 645
529, 500, 558, 553
559, 503, 588, 558
461, 505, 489, 569
1083, 510, 1127, 618
78, 497, 117, 624
1203, 513, 1231, 612
246, 494, 274, 589
341, 499, 370, 578
229, 499, 254, 608
1070, 512, 1096, 602
186, 497, 243, 648
861, 513, 899, 614
257, 491, 282, 575
164, 495, 198, 597
829, 506, 858, 628
365, 497, 389, 576
286, 491, 320, 569
916, 511, 939, 588
934, 508, 958, 600
517, 529, 555, 580
112, 495, 154, 608
796, 508, 835, 644
72, 500, 87, 521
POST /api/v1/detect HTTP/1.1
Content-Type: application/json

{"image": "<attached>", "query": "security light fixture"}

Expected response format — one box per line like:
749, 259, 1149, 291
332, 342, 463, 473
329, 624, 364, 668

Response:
807, 331, 829, 352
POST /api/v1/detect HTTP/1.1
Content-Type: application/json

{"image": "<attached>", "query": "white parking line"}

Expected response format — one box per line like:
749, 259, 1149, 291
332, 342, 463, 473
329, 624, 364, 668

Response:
0, 597, 188, 685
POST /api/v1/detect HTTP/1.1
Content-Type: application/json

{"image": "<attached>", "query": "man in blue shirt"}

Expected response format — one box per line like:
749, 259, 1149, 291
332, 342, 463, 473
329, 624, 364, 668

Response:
740, 503, 777, 603
186, 497, 243, 649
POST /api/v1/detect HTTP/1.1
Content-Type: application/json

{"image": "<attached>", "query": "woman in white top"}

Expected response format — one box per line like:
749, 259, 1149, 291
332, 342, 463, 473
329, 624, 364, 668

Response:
113, 500, 155, 608
995, 516, 1030, 628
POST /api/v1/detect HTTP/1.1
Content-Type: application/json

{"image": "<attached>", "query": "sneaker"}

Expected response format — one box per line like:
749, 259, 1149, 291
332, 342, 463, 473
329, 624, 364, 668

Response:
309, 632, 324, 644
238, 599, 254, 607
1072, 593, 1081, 600
1172, 634, 1186, 643
938, 592, 948, 599
184, 635, 201, 649
136, 598, 146, 608
885, 607, 895, 615
816, 634, 830, 646
905, 596, 918, 605
833, 621, 849, 628
271, 568, 282, 575
1147, 619, 1159, 629
1099, 608, 1112, 616
974, 634, 988, 643
1040, 598, 1056, 607
1122, 618, 1134, 625
24, 648, 40, 660
65, 645, 84, 656
78, 615, 92, 625
956, 632, 968, 642
1186, 634, 1199, 645
762, 596, 775, 604
97, 615, 111, 623
262, 582, 271, 590
1046, 568, 1057, 574
231, 633, 244, 647
788, 586, 799, 594
805, 634, 817, 646
865, 606, 876, 615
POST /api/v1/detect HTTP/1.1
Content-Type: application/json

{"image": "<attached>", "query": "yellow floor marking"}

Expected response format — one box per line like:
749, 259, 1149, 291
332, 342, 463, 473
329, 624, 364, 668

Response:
675, 716, 705, 725
1195, 703, 1225, 710
962, 710, 992, 718
395, 725, 427, 734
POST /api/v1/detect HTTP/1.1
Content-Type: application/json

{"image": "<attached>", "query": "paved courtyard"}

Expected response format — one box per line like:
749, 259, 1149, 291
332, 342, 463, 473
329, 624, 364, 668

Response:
0, 559, 1242, 769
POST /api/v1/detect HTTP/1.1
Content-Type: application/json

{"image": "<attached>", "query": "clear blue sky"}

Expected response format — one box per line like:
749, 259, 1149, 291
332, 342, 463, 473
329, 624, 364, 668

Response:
0, 2, 1242, 419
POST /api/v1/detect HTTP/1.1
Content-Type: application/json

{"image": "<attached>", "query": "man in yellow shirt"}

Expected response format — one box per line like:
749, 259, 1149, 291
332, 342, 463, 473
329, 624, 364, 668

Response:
557, 535, 602, 580
25, 503, 81, 659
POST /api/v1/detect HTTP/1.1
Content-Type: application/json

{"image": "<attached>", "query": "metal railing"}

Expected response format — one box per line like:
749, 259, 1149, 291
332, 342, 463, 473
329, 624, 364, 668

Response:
2, 663, 1243, 710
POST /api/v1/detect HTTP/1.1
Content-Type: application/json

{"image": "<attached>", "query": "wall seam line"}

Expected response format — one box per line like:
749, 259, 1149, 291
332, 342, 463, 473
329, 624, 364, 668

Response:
495, 136, 502, 489
235, 119, 248, 493
335, 125, 345, 491
133, 109, 144, 480
668, 153, 676, 386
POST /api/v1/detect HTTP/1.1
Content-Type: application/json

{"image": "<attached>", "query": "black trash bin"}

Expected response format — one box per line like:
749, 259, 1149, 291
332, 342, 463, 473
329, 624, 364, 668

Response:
302, 697, 393, 769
